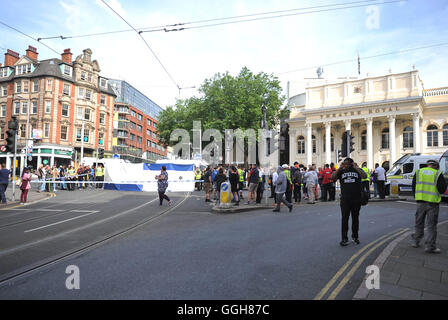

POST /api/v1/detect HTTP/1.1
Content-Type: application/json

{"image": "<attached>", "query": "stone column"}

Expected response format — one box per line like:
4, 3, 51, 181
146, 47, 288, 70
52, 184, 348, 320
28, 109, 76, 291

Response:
366, 117, 373, 170
325, 121, 331, 165
388, 115, 396, 165
306, 123, 312, 166
413, 113, 421, 153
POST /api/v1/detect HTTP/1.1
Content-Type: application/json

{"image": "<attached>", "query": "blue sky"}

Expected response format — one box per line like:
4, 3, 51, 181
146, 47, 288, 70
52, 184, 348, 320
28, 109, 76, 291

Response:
0, 0, 447, 107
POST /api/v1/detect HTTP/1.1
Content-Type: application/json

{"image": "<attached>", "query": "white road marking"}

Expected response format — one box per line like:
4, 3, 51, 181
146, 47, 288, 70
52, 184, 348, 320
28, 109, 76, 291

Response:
24, 211, 99, 233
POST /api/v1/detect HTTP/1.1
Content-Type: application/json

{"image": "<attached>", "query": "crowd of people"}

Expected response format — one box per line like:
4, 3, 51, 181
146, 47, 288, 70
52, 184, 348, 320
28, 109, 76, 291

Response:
32, 163, 105, 193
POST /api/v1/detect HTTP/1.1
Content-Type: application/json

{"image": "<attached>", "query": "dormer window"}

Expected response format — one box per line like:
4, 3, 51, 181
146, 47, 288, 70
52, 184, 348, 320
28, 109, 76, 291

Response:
0, 68, 9, 78
80, 71, 86, 80
15, 64, 32, 75
62, 64, 72, 76
100, 78, 107, 88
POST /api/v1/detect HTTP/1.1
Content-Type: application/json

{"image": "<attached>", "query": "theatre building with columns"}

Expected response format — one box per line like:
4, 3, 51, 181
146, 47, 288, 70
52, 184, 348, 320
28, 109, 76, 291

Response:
287, 69, 448, 170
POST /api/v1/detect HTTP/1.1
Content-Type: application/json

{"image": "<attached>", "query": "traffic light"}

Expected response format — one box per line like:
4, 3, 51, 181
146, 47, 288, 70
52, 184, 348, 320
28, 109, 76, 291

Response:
5, 117, 18, 153
341, 131, 348, 157
337, 149, 344, 163
98, 148, 104, 159
349, 132, 355, 154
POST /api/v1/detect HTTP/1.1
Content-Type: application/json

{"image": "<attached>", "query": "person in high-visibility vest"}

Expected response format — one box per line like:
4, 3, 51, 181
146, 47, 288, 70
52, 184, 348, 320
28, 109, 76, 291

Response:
411, 160, 447, 253
96, 164, 105, 189
284, 165, 293, 203
361, 163, 371, 199
67, 165, 76, 191
237, 167, 244, 200
194, 169, 202, 191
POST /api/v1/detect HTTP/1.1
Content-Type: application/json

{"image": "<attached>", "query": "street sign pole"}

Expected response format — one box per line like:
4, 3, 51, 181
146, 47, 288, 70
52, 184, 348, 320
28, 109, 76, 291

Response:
80, 119, 85, 164
12, 133, 17, 202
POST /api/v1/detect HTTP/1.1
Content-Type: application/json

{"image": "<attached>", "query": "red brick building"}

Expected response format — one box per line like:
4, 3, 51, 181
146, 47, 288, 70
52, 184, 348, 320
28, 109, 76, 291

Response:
0, 46, 116, 169
110, 79, 167, 162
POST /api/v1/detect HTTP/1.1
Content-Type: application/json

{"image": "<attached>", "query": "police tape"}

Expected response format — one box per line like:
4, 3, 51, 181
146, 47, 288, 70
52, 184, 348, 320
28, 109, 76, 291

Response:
28, 179, 207, 184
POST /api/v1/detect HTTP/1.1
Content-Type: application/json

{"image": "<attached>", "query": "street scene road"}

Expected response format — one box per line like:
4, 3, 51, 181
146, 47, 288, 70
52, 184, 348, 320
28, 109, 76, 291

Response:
1, 189, 446, 300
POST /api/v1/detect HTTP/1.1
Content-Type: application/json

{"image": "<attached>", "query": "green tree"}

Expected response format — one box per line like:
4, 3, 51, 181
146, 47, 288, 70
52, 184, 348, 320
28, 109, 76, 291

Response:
157, 67, 287, 146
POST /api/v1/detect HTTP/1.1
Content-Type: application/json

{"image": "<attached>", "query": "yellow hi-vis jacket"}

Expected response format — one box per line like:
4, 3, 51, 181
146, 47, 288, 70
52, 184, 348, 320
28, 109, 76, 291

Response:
96, 167, 104, 177
238, 169, 244, 182
415, 167, 442, 203
361, 167, 370, 182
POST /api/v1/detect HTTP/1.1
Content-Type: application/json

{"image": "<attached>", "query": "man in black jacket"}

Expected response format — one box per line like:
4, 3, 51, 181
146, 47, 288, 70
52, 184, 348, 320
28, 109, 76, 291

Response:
332, 158, 367, 246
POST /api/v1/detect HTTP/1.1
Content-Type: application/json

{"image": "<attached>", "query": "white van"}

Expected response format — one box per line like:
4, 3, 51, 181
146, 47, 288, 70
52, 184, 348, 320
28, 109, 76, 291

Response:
386, 153, 441, 194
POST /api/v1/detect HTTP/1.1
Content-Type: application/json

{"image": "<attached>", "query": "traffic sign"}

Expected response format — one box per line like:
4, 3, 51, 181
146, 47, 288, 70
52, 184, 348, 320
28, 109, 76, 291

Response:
0, 145, 6, 152
112, 154, 120, 159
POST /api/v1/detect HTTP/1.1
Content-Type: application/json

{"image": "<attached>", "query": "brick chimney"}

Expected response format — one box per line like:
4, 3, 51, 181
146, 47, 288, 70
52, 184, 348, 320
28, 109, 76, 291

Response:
26, 45, 38, 60
4, 49, 20, 67
61, 48, 72, 64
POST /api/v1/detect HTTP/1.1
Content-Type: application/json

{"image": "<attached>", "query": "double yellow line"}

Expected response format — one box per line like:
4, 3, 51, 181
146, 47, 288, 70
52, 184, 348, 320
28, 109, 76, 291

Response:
314, 228, 409, 300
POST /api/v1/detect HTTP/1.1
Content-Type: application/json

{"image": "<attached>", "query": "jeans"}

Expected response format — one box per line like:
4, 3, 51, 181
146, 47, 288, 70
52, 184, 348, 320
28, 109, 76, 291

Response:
373, 182, 378, 197
275, 193, 291, 211
0, 183, 7, 203
411, 202, 439, 250
40, 178, 46, 191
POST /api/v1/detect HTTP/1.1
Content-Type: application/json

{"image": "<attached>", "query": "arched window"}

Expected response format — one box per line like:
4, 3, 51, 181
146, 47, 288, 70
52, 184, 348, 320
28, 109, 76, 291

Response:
361, 130, 367, 150
443, 124, 448, 146
427, 125, 438, 147
403, 127, 413, 148
297, 136, 305, 154
323, 133, 334, 152
381, 128, 389, 149
312, 135, 316, 153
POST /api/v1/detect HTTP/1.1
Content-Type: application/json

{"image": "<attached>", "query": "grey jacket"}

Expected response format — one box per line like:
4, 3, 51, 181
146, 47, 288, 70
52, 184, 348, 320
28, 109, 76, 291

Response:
275, 167, 287, 194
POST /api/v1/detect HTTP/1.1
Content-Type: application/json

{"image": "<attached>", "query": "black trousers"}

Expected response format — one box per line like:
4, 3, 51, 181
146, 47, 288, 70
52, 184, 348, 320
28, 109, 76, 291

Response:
321, 183, 332, 201
377, 181, 385, 199
362, 181, 371, 199
158, 191, 170, 205
328, 183, 335, 201
340, 200, 361, 241
293, 184, 301, 202
285, 183, 292, 203
256, 184, 263, 203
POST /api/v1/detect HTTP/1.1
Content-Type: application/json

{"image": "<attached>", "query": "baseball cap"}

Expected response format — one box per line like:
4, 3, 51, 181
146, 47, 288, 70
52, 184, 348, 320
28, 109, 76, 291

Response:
282, 164, 289, 169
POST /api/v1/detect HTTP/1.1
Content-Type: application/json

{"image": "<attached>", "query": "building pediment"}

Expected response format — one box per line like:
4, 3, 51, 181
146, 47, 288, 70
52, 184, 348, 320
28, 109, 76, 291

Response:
14, 56, 34, 66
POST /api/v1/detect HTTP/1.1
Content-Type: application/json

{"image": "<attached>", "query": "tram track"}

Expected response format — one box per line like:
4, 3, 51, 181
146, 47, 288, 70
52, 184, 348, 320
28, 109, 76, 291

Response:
0, 192, 190, 287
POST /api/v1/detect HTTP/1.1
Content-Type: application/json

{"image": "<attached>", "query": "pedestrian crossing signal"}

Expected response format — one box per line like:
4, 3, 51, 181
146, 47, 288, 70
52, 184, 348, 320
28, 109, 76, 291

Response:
98, 148, 104, 159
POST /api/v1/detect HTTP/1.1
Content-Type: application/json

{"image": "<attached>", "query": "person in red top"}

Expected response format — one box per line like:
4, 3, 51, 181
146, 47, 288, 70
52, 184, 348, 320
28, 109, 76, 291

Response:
321, 164, 334, 202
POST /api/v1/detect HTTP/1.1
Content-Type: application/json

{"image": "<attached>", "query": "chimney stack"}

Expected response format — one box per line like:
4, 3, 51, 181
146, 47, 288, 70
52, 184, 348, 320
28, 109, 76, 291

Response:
61, 48, 72, 64
4, 49, 20, 67
26, 45, 38, 60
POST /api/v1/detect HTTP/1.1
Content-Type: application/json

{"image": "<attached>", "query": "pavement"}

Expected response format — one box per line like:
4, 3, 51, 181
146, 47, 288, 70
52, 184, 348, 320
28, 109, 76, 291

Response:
0, 183, 53, 209
354, 216, 448, 300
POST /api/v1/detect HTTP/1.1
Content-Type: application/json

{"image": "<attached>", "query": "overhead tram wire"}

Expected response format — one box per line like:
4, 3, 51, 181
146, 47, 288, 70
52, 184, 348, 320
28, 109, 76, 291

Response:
277, 41, 448, 75
99, 0, 181, 93
0, 20, 60, 55
37, 0, 404, 40
142, 0, 405, 34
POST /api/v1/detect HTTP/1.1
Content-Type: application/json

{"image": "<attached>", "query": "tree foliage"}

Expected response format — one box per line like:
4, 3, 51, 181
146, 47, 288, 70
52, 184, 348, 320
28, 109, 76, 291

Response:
157, 67, 287, 146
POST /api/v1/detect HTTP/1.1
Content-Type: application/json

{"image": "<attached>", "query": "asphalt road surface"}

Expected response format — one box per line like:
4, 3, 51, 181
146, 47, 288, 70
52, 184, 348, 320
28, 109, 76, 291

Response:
0, 189, 447, 300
